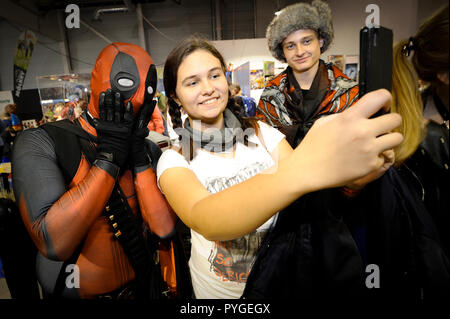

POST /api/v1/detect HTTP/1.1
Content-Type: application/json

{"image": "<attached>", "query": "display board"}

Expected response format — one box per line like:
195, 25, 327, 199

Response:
12, 88, 42, 121
37, 73, 90, 122
232, 62, 250, 97
0, 91, 14, 116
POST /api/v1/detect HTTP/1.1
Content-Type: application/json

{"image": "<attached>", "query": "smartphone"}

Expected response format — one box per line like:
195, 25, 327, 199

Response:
359, 26, 393, 117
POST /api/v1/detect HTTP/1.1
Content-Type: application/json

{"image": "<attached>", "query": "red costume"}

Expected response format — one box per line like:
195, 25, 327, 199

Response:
12, 43, 178, 298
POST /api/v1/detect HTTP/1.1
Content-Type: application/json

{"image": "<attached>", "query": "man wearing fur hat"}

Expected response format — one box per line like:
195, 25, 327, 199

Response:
257, 0, 359, 147
246, 0, 374, 298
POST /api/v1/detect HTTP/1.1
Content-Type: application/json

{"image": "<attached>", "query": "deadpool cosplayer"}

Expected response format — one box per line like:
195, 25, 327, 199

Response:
11, 43, 180, 299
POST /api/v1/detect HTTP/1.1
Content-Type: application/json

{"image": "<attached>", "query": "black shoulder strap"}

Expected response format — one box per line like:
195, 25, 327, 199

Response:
43, 119, 93, 141
40, 119, 96, 184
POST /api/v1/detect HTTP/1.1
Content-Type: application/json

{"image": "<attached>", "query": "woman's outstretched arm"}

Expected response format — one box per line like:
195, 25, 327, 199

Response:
160, 89, 403, 241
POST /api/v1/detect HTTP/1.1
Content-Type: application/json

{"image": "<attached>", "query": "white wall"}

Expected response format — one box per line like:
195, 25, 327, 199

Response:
0, 91, 14, 115
417, 0, 448, 25
214, 0, 422, 67
212, 38, 287, 101
327, 0, 419, 57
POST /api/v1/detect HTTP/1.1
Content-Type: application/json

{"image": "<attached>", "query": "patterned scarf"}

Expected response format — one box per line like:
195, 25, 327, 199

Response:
181, 108, 243, 153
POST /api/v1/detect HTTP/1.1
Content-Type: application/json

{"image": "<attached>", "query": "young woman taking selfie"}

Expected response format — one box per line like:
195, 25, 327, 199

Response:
157, 37, 402, 299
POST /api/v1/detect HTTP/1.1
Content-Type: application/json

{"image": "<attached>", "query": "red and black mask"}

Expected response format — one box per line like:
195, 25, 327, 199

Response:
88, 42, 157, 119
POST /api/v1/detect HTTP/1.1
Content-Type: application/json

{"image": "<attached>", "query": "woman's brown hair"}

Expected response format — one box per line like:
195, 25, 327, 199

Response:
4, 104, 17, 116
163, 36, 258, 159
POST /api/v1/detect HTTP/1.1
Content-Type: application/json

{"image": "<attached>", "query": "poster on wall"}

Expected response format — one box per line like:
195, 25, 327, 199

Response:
156, 67, 164, 93
263, 61, 274, 76
328, 55, 345, 72
0, 91, 14, 116
250, 69, 264, 90
232, 62, 250, 97
226, 63, 234, 83
13, 30, 37, 99
345, 55, 359, 81
263, 61, 275, 85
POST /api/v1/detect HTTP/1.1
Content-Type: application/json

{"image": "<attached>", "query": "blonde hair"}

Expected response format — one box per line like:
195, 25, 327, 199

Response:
391, 39, 425, 165
391, 5, 448, 165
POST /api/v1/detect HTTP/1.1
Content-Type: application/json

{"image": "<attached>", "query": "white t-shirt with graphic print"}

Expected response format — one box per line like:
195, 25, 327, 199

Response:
156, 121, 285, 299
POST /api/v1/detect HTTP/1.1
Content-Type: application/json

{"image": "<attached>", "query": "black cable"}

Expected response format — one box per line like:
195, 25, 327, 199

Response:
36, 41, 94, 66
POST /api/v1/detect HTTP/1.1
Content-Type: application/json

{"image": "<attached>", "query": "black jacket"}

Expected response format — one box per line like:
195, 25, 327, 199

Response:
242, 168, 449, 300
399, 120, 449, 257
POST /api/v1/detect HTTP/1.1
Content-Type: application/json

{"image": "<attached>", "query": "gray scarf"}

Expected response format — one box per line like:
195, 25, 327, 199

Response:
182, 108, 243, 153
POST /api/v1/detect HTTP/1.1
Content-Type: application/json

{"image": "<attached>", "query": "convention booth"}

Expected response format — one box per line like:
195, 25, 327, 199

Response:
36, 73, 91, 126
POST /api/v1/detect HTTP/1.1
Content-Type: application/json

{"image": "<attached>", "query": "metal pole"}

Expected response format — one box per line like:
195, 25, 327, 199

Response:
136, 3, 147, 51
57, 10, 73, 73
215, 0, 222, 40
253, 0, 257, 38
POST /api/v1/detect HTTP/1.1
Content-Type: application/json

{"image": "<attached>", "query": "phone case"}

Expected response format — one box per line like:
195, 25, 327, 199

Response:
359, 26, 393, 97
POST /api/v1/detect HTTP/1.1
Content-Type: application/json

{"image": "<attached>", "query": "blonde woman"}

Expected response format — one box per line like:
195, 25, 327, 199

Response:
392, 5, 449, 256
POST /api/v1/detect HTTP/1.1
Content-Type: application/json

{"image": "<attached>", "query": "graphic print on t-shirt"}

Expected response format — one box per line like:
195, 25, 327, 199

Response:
208, 230, 267, 283
204, 161, 272, 283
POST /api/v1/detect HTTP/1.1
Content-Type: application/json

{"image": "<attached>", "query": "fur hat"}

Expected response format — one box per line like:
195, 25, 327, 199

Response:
266, 0, 334, 62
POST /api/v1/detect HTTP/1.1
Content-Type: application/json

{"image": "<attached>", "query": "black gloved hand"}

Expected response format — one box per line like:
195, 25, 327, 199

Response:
130, 99, 156, 168
94, 89, 134, 168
